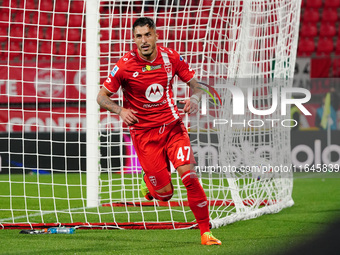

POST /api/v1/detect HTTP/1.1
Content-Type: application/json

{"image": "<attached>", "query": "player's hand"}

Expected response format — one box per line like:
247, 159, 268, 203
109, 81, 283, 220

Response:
180, 98, 199, 114
119, 108, 139, 126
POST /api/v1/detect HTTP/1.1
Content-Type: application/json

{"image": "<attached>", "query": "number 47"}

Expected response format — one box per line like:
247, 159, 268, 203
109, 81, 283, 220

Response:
177, 146, 191, 161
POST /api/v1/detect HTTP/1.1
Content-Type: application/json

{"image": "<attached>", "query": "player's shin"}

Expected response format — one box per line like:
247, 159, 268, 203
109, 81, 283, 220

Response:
181, 170, 210, 235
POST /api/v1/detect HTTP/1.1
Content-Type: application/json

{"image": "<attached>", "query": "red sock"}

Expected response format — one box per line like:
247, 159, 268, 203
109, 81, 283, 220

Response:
181, 170, 210, 235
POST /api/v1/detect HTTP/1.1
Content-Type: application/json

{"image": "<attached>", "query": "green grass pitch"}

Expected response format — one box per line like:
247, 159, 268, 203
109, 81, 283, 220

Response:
0, 173, 339, 255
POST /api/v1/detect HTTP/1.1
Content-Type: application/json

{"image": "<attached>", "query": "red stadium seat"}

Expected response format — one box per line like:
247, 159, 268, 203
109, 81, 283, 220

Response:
51, 42, 58, 55
67, 43, 76, 56
187, 42, 204, 52
201, 0, 213, 7
176, 30, 188, 40
111, 30, 119, 39
1, 42, 8, 58
100, 16, 109, 28
55, 0, 70, 13
70, 0, 85, 13
24, 0, 36, 9
157, 13, 175, 27
168, 42, 185, 52
0, 27, 7, 42
66, 28, 81, 41
305, 0, 322, 8
297, 37, 315, 56
302, 8, 320, 23
100, 30, 119, 41
54, 28, 65, 40
121, 18, 132, 28
316, 37, 334, 55
11, 11, 24, 23
9, 41, 22, 58
24, 11, 33, 24
176, 13, 189, 27
3, 42, 22, 61
124, 43, 133, 52
321, 8, 338, 23
53, 13, 67, 27
43, 27, 64, 40
25, 11, 39, 24
112, 17, 121, 28
39, 1, 53, 12
191, 11, 210, 25
72, 43, 80, 55
100, 43, 110, 54
10, 0, 24, 8
25, 25, 37, 39
100, 30, 110, 41
111, 43, 120, 52
9, 25, 24, 42
0, 10, 10, 24
69, 14, 84, 27
57, 42, 78, 56
23, 40, 38, 53
120, 30, 132, 40
1, 0, 9, 7
324, 0, 340, 8
23, 40, 38, 60
39, 41, 52, 54
335, 38, 340, 55
39, 13, 50, 25
319, 23, 337, 38
300, 23, 317, 37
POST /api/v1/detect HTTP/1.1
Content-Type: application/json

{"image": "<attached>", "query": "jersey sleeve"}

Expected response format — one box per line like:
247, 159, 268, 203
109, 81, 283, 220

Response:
103, 62, 124, 93
173, 51, 195, 83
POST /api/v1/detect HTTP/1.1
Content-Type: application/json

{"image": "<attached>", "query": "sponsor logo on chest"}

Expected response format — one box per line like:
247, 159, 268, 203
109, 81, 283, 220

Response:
142, 64, 162, 72
145, 83, 164, 102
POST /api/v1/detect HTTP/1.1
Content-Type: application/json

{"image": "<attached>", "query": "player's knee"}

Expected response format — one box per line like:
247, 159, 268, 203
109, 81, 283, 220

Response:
155, 190, 173, 202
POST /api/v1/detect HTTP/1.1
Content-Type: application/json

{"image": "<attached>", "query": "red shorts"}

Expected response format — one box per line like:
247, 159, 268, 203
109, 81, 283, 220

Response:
130, 120, 196, 191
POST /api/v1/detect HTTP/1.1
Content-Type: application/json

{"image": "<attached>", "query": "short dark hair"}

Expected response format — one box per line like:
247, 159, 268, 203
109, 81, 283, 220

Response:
132, 17, 156, 32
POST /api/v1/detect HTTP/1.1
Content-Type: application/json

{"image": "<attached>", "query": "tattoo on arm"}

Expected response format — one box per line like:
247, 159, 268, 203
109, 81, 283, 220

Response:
97, 92, 122, 115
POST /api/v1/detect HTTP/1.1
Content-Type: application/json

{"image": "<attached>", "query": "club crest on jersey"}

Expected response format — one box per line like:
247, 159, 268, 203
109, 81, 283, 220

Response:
142, 64, 162, 72
164, 63, 172, 74
149, 176, 157, 186
145, 83, 164, 102
110, 65, 119, 77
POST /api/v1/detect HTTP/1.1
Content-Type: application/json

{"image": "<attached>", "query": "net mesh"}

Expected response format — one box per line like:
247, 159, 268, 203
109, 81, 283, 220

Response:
0, 0, 300, 229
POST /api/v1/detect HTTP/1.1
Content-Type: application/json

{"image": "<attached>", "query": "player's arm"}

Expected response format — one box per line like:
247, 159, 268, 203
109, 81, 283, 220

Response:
182, 78, 203, 114
97, 87, 138, 126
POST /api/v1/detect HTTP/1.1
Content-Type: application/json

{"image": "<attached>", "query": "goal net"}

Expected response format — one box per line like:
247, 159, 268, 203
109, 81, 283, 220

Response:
0, 0, 300, 229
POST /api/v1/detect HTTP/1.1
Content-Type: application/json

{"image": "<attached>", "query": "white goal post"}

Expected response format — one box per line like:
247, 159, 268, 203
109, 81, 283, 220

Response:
0, 0, 301, 230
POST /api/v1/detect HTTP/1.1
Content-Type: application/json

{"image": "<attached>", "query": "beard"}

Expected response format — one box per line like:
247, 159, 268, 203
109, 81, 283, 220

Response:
140, 45, 155, 57
142, 51, 152, 57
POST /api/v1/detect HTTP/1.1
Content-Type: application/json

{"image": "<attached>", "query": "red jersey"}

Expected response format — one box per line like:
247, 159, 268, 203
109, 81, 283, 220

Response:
103, 46, 195, 129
